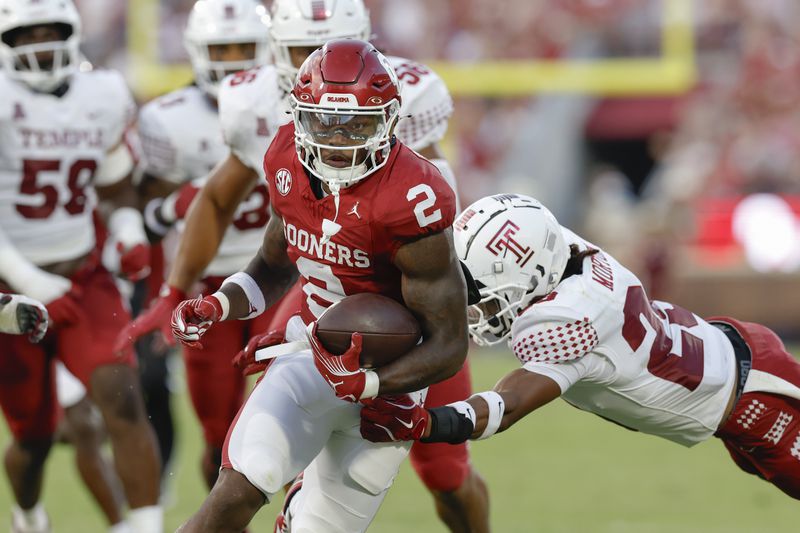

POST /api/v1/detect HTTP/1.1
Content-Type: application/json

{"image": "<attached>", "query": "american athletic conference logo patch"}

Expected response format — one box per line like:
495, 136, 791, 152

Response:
275, 168, 292, 196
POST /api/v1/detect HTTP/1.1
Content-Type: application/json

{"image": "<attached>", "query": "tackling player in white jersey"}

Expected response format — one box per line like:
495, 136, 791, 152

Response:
0, 1, 162, 531
116, 0, 302, 492
362, 194, 800, 504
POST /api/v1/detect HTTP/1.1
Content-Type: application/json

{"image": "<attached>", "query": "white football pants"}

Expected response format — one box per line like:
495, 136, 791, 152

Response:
225, 317, 424, 532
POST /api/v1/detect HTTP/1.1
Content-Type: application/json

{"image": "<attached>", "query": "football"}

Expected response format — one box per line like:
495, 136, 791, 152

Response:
315, 293, 422, 368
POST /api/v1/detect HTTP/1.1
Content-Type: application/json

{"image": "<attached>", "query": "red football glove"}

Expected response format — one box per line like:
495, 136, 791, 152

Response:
360, 395, 429, 443
308, 322, 376, 402
117, 242, 151, 281
171, 294, 224, 349
46, 285, 83, 327
114, 285, 186, 354
232, 329, 285, 376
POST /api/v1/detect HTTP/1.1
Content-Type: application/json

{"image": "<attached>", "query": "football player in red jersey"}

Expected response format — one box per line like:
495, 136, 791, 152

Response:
361, 194, 800, 504
120, 1, 489, 531
174, 40, 469, 532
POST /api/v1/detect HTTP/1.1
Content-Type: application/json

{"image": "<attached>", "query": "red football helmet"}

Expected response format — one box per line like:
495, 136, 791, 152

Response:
290, 39, 401, 191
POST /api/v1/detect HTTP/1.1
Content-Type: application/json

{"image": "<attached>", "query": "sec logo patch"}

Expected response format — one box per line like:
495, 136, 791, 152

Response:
275, 168, 292, 196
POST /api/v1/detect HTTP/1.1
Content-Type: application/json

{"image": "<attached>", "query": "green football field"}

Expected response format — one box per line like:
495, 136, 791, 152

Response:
1, 349, 796, 532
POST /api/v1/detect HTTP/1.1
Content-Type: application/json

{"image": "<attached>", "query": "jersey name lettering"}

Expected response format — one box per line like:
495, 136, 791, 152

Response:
591, 252, 614, 290
19, 127, 104, 150
284, 222, 370, 268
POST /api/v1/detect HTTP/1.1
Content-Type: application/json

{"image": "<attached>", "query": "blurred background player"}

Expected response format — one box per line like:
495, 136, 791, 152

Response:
174, 39, 469, 532
53, 362, 129, 533
0, 295, 127, 531
116, 0, 299, 492
362, 193, 800, 502
0, 1, 162, 531
122, 1, 489, 530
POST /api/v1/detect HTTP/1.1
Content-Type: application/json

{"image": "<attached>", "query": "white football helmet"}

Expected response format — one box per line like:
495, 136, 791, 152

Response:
269, 0, 371, 94
454, 194, 570, 346
184, 0, 271, 98
0, 0, 81, 92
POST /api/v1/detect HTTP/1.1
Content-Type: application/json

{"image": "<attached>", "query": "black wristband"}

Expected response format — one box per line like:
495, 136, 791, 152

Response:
421, 406, 474, 444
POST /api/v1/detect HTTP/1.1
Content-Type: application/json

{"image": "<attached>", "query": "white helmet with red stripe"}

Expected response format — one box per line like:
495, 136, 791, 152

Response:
269, 0, 370, 94
454, 194, 570, 346
0, 0, 82, 92
184, 0, 271, 98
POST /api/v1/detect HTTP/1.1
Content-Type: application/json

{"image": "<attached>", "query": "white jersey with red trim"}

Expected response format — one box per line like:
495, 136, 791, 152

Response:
138, 85, 226, 185
138, 85, 270, 276
388, 56, 454, 153
219, 58, 454, 172
0, 69, 134, 265
218, 66, 286, 179
511, 228, 737, 447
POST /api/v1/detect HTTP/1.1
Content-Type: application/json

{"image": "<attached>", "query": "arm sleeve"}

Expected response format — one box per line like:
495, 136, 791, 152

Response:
137, 104, 183, 184
510, 312, 600, 392
394, 63, 454, 152
522, 358, 593, 393
511, 317, 599, 365
379, 157, 457, 258
104, 70, 137, 148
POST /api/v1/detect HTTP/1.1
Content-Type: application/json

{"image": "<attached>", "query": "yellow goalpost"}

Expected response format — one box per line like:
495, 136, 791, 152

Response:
127, 0, 695, 99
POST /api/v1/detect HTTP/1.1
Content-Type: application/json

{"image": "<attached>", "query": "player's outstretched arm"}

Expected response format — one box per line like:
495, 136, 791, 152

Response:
361, 368, 562, 444
376, 228, 469, 395
464, 369, 562, 438
168, 208, 297, 348
216, 210, 298, 320
168, 153, 259, 292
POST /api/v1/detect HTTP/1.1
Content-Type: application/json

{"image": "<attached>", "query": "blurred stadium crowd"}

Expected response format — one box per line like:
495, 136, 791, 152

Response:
70, 0, 800, 335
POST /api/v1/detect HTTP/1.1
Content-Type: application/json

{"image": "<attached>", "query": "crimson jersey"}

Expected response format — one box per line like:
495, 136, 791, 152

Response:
265, 124, 456, 324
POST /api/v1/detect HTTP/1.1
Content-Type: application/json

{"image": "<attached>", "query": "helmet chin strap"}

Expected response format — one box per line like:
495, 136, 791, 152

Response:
321, 184, 342, 245
313, 159, 368, 244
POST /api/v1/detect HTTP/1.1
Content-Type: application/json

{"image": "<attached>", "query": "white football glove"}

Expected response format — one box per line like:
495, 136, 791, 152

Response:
0, 293, 49, 342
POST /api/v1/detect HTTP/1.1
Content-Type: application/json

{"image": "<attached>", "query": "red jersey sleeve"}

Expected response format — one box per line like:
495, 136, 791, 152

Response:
263, 124, 295, 219
374, 147, 456, 258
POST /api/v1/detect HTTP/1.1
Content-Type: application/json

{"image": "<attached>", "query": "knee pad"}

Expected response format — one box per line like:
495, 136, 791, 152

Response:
410, 442, 469, 493
229, 412, 292, 499
346, 441, 411, 495
238, 451, 284, 501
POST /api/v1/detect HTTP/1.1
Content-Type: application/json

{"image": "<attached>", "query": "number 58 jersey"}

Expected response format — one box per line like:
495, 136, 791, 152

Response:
265, 124, 456, 325
0, 70, 134, 265
512, 229, 737, 447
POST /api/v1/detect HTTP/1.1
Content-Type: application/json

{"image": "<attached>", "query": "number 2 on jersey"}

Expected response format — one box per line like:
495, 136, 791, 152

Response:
622, 285, 704, 391
295, 256, 346, 318
407, 184, 442, 228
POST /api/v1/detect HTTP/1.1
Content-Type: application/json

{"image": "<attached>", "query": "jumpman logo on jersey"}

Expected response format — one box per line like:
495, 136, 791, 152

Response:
348, 201, 361, 220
